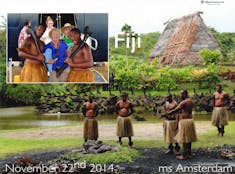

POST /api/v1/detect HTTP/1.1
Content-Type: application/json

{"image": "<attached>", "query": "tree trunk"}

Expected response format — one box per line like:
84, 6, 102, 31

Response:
96, 86, 101, 94
130, 88, 134, 95
198, 80, 202, 89
109, 85, 112, 95
143, 87, 146, 95
118, 86, 122, 94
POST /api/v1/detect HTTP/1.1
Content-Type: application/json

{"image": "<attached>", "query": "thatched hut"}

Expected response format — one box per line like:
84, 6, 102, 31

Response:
149, 11, 219, 65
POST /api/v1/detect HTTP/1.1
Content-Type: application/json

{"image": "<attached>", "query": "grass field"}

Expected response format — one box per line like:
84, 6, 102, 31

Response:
60, 146, 140, 164
0, 137, 82, 158
0, 122, 234, 163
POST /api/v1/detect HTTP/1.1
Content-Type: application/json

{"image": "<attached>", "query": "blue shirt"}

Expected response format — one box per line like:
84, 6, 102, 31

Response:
44, 40, 68, 71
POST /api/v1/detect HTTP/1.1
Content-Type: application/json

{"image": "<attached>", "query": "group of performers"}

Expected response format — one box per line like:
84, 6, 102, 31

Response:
17, 16, 94, 83
82, 85, 229, 160
82, 93, 134, 147
17, 17, 230, 160
163, 90, 197, 160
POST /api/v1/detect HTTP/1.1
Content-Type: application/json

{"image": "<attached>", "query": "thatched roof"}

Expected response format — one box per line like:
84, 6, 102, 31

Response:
149, 11, 219, 65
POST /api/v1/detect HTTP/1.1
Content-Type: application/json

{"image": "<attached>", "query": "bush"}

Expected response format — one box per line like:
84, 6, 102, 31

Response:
199, 48, 222, 65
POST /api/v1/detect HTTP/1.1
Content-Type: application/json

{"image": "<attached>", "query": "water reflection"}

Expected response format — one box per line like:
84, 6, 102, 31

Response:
0, 106, 234, 130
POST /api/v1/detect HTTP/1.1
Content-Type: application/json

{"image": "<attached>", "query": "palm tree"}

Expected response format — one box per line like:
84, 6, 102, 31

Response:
0, 15, 6, 29
121, 23, 132, 33
0, 16, 6, 57
121, 24, 132, 67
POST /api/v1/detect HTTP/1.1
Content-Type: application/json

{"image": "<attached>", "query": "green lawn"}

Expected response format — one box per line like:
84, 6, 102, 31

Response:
60, 146, 140, 164
194, 121, 235, 148
0, 137, 82, 158
1, 122, 235, 162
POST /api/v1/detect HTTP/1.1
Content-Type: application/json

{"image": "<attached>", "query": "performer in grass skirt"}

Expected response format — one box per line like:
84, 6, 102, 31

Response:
116, 93, 134, 147
212, 84, 229, 136
17, 25, 47, 82
65, 28, 94, 82
83, 96, 99, 142
167, 90, 197, 160
163, 93, 180, 154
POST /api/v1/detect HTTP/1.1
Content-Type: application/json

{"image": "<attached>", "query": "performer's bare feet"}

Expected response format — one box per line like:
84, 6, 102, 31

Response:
117, 141, 122, 145
174, 149, 180, 155
165, 149, 173, 154
176, 155, 187, 160
128, 141, 134, 148
187, 154, 193, 159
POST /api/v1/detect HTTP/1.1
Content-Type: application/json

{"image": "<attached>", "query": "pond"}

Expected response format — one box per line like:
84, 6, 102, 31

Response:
0, 106, 235, 130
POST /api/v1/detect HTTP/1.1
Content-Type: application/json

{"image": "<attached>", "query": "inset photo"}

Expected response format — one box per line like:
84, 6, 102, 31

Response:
7, 13, 108, 83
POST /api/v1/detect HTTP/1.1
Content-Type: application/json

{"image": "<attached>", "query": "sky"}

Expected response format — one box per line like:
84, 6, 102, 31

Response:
0, 0, 234, 36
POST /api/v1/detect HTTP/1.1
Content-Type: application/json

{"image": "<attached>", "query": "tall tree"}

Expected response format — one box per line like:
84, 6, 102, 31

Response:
121, 23, 132, 33
0, 16, 6, 29
121, 23, 133, 67
0, 16, 6, 57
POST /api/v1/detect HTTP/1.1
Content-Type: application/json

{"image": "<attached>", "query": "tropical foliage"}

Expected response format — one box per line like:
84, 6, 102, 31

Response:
0, 24, 234, 105
199, 48, 222, 65
210, 27, 235, 62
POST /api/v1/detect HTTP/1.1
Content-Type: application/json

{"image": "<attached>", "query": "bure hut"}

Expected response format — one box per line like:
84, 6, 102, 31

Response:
149, 11, 220, 65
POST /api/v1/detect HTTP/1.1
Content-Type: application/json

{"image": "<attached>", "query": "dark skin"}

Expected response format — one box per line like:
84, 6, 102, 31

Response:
83, 96, 98, 142
65, 31, 93, 70
116, 94, 134, 147
167, 90, 194, 160
213, 85, 229, 107
116, 95, 134, 117
82, 96, 98, 117
168, 91, 193, 119
165, 94, 178, 119
213, 85, 229, 136
164, 94, 180, 153
18, 26, 45, 64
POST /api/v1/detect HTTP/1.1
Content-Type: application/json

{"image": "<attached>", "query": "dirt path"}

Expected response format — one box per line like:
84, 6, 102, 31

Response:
0, 122, 214, 140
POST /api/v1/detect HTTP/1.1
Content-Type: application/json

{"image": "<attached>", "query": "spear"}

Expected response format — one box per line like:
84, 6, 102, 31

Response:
56, 26, 91, 77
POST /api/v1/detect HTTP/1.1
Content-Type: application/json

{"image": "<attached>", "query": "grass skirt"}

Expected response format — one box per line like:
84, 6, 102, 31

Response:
83, 118, 98, 140
163, 120, 178, 143
175, 119, 197, 143
20, 62, 48, 82
212, 107, 229, 127
67, 69, 94, 82
116, 116, 134, 137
